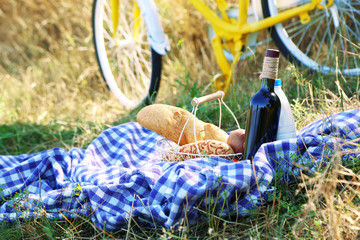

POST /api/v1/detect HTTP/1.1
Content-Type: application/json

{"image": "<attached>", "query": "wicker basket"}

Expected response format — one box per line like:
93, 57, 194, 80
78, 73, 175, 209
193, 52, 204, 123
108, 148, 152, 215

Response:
156, 91, 243, 162
156, 138, 242, 162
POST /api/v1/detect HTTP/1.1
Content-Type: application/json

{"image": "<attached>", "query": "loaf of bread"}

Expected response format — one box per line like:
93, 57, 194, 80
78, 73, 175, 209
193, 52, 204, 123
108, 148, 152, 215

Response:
204, 123, 229, 143
137, 104, 229, 146
162, 140, 235, 162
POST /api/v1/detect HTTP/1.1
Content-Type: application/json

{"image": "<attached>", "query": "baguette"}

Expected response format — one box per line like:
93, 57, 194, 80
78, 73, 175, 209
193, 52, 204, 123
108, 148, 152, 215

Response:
204, 123, 229, 143
137, 104, 229, 145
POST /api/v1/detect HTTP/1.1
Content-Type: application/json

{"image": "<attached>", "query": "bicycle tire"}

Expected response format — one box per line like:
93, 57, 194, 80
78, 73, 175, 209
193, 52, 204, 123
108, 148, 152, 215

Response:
262, 0, 360, 76
92, 0, 162, 109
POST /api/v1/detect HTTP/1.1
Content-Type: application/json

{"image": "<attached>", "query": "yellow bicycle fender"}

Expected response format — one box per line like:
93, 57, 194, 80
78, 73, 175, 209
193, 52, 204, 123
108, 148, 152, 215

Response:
111, 0, 119, 38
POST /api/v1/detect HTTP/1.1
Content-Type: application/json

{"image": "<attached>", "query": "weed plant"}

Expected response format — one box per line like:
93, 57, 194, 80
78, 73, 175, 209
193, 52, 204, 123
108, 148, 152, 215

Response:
1, 0, 360, 239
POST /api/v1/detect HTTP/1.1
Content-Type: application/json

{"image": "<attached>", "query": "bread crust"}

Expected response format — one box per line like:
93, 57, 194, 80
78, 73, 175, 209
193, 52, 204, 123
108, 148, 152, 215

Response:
204, 123, 229, 143
163, 140, 235, 162
180, 140, 235, 155
137, 104, 229, 145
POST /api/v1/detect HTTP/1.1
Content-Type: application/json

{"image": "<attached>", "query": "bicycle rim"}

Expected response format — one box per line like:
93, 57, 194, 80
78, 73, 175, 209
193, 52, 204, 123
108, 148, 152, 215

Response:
92, 0, 162, 109
263, 0, 360, 76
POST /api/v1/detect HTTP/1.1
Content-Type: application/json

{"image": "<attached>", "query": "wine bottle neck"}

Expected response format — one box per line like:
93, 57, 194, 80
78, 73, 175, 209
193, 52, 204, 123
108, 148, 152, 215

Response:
259, 56, 279, 80
261, 78, 275, 91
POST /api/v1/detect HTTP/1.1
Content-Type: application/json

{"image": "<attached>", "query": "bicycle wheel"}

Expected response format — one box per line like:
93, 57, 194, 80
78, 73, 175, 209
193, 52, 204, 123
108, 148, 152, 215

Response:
92, 0, 162, 109
262, 0, 360, 76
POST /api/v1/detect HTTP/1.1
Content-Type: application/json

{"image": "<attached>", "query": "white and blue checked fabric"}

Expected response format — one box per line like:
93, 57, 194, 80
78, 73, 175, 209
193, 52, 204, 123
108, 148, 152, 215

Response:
0, 109, 359, 230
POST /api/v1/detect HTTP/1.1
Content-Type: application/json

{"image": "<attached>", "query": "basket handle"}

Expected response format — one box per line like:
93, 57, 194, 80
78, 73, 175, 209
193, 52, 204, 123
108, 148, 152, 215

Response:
191, 91, 225, 106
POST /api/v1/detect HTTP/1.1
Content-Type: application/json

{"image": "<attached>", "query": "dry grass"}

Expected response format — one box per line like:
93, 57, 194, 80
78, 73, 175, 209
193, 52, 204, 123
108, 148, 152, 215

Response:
0, 0, 275, 124
0, 0, 126, 123
1, 0, 360, 239
290, 148, 360, 239
0, 0, 200, 123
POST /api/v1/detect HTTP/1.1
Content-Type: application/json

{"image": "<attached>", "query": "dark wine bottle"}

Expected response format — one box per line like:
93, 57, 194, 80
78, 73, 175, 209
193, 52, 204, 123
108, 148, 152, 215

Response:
242, 49, 281, 161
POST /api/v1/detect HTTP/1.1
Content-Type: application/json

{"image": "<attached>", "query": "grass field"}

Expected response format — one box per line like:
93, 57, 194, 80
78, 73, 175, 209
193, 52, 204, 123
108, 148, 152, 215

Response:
1, 0, 360, 239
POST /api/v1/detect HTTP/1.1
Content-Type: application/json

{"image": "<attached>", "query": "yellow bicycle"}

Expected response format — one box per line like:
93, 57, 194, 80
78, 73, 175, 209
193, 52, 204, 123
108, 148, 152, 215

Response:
92, 0, 360, 109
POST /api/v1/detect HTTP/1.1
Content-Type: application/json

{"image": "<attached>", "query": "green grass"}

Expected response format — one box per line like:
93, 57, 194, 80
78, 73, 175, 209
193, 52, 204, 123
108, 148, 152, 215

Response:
1, 0, 360, 238
2, 52, 360, 238
1, 71, 360, 239
0, 121, 109, 155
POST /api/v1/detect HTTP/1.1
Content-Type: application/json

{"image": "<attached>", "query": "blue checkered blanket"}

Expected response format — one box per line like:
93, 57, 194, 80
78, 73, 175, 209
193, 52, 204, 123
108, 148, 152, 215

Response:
0, 109, 359, 230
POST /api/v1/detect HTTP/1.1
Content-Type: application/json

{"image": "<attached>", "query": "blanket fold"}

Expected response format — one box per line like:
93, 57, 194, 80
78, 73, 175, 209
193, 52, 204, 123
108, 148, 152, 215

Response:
1, 109, 359, 230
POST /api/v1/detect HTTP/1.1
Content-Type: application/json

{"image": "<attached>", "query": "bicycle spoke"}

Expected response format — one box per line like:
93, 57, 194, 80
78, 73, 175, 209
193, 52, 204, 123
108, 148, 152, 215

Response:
133, 49, 149, 84
267, 0, 360, 75
304, 16, 323, 56
103, 2, 112, 28
113, 2, 148, 98
313, 14, 333, 68
343, 11, 360, 40
338, 8, 360, 70
139, 47, 152, 56
283, 12, 325, 57
103, 28, 114, 44
325, 21, 338, 69
340, 6, 360, 14
120, 55, 141, 99
338, 10, 350, 70
286, 12, 325, 40
104, 0, 151, 97
93, 0, 160, 108
136, 52, 152, 73
296, 24, 310, 49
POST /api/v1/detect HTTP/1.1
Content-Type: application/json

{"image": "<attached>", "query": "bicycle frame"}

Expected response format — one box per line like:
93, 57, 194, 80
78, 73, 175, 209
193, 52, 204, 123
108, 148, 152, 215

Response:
189, 0, 333, 93
110, 0, 170, 55
110, 0, 334, 94
191, 0, 332, 38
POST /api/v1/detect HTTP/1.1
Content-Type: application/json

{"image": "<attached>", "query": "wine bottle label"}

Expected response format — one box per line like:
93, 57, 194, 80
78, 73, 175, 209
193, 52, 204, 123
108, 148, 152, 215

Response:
259, 56, 279, 80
